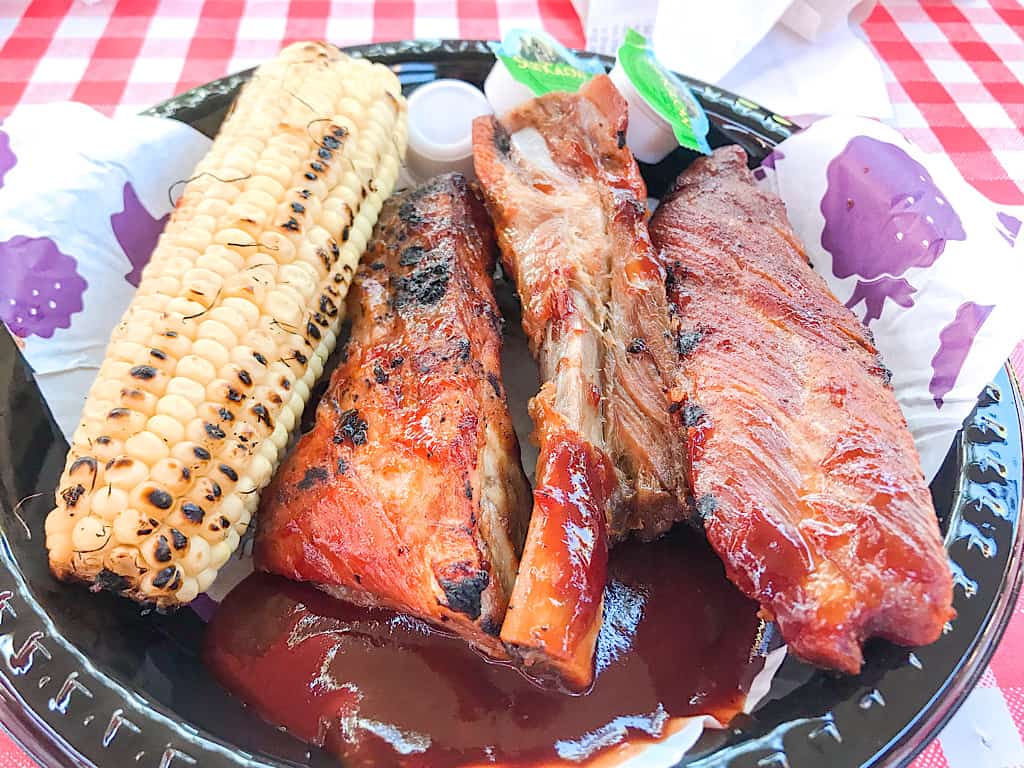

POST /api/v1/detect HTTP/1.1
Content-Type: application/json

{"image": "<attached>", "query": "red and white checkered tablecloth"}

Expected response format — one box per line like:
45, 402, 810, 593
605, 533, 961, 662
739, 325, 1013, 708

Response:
0, 1, 1022, 767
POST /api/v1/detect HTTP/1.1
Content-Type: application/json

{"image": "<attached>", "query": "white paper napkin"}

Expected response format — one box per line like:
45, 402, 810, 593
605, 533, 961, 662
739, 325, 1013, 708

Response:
576, 0, 891, 119
0, 104, 212, 437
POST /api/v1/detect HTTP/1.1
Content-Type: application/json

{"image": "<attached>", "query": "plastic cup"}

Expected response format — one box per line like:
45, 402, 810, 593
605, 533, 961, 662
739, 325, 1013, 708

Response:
483, 58, 537, 118
405, 79, 494, 182
609, 60, 679, 164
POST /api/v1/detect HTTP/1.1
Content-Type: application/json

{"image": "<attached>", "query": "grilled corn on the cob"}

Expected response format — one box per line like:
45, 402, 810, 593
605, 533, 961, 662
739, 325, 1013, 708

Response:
44, 41, 408, 607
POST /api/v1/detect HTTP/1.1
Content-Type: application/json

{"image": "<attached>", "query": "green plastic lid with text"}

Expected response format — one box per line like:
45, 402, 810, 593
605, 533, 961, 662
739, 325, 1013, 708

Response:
484, 30, 604, 115
611, 29, 712, 161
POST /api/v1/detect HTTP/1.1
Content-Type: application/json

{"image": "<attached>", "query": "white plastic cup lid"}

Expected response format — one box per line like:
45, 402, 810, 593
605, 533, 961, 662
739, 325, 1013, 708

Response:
406, 79, 493, 181
609, 60, 678, 165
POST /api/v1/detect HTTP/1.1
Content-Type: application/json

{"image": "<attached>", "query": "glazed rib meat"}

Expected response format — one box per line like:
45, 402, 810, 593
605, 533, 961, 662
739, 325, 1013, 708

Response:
255, 174, 531, 655
650, 146, 954, 673
473, 75, 687, 690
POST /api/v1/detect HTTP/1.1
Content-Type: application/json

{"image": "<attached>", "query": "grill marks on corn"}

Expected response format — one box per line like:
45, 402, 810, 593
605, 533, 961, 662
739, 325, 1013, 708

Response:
44, 40, 408, 606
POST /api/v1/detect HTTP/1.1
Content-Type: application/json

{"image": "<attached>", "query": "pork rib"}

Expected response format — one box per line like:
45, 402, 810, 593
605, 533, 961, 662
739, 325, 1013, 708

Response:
255, 173, 531, 655
473, 75, 687, 689
650, 146, 954, 673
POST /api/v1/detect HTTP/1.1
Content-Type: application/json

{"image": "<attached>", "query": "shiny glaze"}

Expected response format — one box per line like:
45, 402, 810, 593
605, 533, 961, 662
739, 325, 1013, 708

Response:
205, 528, 766, 767
255, 174, 531, 656
650, 147, 954, 673
473, 75, 689, 691
498, 430, 616, 691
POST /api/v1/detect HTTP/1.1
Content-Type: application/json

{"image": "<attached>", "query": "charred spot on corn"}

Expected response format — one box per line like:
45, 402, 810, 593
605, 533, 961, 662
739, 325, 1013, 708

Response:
193, 446, 211, 461
373, 362, 388, 384
182, 502, 205, 523
61, 484, 86, 508
627, 338, 647, 354
204, 422, 226, 440
69, 456, 98, 476
130, 365, 158, 380
252, 403, 273, 428
319, 295, 338, 317
147, 488, 173, 510
152, 566, 179, 590
153, 535, 172, 563
170, 529, 188, 550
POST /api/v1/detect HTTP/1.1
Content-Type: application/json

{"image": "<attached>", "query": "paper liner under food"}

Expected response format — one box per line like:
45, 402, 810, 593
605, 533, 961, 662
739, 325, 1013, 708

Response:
581, 646, 788, 768
753, 116, 1024, 481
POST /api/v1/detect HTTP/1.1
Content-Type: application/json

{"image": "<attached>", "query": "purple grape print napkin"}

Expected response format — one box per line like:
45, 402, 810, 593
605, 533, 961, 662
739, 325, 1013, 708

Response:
0, 103, 211, 438
756, 116, 1024, 480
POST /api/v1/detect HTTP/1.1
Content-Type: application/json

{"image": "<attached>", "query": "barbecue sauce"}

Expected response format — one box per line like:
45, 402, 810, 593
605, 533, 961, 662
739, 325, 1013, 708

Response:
204, 529, 766, 767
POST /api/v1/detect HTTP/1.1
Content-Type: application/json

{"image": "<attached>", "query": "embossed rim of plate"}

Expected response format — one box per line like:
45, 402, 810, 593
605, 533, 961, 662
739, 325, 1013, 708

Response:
0, 37, 1017, 768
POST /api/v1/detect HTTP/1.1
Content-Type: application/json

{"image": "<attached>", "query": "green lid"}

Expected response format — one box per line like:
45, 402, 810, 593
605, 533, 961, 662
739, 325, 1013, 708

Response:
617, 28, 711, 155
489, 30, 602, 97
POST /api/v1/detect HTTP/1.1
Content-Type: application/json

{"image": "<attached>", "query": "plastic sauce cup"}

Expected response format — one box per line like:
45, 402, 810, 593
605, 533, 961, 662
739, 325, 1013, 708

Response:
484, 57, 537, 119
406, 79, 494, 182
609, 60, 679, 164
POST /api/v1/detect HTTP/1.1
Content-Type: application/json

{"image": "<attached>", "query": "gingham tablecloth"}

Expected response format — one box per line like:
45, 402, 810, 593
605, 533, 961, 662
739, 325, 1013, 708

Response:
0, 1, 1023, 767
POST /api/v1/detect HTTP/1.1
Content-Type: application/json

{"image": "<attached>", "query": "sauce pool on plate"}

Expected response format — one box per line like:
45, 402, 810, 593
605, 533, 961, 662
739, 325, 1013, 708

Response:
203, 528, 768, 767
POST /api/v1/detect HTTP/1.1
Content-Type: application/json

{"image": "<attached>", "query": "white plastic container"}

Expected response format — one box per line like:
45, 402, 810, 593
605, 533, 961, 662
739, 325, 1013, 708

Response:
483, 57, 536, 118
405, 79, 493, 182
609, 59, 678, 164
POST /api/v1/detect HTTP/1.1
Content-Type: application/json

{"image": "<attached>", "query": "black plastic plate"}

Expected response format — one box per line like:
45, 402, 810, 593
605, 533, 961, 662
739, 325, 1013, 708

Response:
0, 39, 1019, 768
